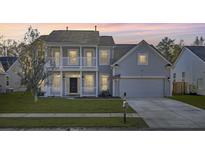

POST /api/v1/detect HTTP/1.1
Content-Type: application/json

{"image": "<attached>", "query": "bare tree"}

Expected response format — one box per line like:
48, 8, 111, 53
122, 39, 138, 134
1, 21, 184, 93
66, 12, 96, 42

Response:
18, 26, 52, 102
19, 39, 51, 102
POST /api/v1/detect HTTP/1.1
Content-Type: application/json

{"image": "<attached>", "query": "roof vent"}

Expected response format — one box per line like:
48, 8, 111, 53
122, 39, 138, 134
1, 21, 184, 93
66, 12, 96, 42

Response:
95, 25, 97, 31
66, 26, 68, 31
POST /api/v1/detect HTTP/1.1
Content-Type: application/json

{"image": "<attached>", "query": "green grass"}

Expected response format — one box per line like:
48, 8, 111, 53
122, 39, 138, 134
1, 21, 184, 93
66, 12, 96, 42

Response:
0, 92, 135, 113
0, 117, 148, 128
169, 95, 205, 109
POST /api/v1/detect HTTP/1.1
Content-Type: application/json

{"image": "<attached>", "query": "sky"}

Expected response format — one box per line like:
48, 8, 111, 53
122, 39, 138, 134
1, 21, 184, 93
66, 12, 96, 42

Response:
1, 23, 205, 45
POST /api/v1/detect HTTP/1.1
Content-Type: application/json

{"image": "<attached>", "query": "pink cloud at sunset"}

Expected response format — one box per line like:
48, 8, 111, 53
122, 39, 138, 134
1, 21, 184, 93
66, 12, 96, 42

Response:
1, 23, 205, 45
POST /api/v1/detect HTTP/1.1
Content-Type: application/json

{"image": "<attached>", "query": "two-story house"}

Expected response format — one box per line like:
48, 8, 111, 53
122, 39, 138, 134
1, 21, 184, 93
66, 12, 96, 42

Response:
41, 28, 172, 98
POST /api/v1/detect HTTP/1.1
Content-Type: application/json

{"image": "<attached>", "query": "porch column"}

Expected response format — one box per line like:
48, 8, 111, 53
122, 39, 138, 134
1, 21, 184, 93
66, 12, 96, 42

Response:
60, 46, 63, 68
95, 46, 98, 67
80, 46, 82, 69
112, 67, 115, 97
96, 71, 98, 97
80, 71, 83, 97
60, 71, 63, 96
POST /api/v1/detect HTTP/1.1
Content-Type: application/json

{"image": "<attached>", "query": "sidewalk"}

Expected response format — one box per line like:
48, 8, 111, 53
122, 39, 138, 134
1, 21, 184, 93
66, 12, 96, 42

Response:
0, 113, 139, 118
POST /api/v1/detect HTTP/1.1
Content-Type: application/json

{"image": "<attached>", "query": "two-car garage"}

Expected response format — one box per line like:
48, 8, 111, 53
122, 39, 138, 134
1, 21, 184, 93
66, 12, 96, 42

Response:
115, 77, 166, 98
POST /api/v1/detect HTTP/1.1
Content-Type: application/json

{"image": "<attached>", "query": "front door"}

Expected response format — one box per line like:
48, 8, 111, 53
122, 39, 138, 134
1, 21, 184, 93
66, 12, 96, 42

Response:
70, 78, 78, 93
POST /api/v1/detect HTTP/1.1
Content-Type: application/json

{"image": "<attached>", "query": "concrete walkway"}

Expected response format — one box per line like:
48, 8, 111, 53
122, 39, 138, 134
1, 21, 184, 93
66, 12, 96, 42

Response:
0, 113, 139, 118
128, 98, 205, 129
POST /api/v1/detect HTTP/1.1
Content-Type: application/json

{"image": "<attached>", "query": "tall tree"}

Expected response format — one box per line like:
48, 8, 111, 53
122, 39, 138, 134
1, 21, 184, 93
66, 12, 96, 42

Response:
24, 26, 40, 44
156, 37, 175, 62
199, 36, 204, 46
18, 26, 51, 102
193, 36, 205, 46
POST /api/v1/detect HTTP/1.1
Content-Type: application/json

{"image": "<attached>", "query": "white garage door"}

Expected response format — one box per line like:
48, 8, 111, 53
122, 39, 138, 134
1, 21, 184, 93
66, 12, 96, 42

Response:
120, 78, 164, 97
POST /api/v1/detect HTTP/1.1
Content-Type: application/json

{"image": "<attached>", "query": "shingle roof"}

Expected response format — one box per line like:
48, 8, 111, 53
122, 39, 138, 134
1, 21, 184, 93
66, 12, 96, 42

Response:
99, 36, 115, 46
45, 30, 100, 44
112, 44, 136, 64
185, 46, 205, 62
0, 57, 17, 72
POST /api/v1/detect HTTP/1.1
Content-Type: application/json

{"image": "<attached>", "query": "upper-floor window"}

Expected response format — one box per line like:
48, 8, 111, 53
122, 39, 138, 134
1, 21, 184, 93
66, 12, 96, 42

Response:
197, 78, 203, 90
50, 47, 60, 66
99, 49, 110, 65
137, 53, 148, 65
182, 72, 185, 82
68, 49, 79, 65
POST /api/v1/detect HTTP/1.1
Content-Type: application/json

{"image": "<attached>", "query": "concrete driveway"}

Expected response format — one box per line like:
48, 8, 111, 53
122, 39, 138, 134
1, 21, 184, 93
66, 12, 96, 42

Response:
127, 98, 205, 130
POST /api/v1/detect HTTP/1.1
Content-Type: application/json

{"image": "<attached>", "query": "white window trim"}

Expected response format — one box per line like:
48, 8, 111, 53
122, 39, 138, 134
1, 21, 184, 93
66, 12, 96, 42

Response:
137, 53, 148, 65
99, 49, 110, 65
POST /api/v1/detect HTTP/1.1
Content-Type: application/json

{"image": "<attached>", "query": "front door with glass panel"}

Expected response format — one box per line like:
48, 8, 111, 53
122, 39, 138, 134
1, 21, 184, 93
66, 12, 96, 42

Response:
69, 78, 78, 93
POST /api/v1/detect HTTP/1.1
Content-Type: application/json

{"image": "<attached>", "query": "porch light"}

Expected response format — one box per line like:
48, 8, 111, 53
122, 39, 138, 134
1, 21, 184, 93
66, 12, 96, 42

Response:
165, 64, 172, 70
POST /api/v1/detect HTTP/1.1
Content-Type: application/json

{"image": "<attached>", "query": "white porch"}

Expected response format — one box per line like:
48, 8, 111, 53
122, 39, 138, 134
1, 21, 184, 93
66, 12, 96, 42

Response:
45, 71, 99, 97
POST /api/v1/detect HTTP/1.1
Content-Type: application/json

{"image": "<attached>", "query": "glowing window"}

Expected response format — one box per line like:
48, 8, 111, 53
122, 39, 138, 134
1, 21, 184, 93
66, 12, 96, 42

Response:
100, 49, 110, 65
84, 74, 94, 92
100, 75, 109, 91
137, 53, 148, 65
69, 50, 78, 65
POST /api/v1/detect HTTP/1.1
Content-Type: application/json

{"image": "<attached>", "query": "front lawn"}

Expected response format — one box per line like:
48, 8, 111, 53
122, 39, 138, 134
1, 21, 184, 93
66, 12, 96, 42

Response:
0, 117, 148, 129
169, 95, 205, 109
0, 92, 135, 113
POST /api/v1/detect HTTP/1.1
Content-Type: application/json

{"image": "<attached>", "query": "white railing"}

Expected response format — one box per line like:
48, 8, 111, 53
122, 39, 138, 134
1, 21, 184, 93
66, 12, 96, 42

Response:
82, 57, 96, 67
46, 57, 60, 67
62, 57, 80, 66
46, 57, 97, 68
82, 86, 96, 96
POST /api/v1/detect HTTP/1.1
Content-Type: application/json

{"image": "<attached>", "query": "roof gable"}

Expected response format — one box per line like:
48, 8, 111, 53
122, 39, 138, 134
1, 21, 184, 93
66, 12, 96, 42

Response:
0, 57, 18, 72
99, 36, 115, 46
185, 46, 205, 62
112, 40, 171, 66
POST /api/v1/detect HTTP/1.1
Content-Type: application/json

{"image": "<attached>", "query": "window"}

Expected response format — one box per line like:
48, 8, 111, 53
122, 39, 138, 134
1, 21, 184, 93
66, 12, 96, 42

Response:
137, 53, 148, 65
84, 74, 95, 92
69, 50, 78, 65
182, 72, 185, 82
86, 51, 93, 66
51, 48, 60, 66
100, 49, 110, 65
173, 73, 176, 82
6, 76, 9, 86
51, 73, 60, 94
197, 78, 203, 90
100, 75, 109, 91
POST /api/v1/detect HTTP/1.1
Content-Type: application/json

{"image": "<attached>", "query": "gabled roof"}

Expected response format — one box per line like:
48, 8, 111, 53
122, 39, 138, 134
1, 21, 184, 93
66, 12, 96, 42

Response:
0, 57, 18, 72
44, 30, 100, 44
99, 36, 115, 46
185, 46, 205, 62
112, 44, 136, 64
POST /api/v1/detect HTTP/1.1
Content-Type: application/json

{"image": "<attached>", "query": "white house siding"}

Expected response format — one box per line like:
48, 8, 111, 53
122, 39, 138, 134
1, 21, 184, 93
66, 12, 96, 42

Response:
0, 74, 6, 93
113, 41, 171, 98
172, 48, 205, 95
4, 60, 26, 92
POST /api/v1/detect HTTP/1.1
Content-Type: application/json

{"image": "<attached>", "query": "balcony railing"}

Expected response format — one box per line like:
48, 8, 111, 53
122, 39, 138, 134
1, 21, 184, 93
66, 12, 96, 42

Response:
46, 57, 97, 68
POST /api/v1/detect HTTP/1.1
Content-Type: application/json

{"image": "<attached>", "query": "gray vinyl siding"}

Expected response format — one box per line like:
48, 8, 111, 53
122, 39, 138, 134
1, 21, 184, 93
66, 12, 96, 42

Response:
172, 47, 205, 95
98, 46, 113, 95
113, 42, 171, 97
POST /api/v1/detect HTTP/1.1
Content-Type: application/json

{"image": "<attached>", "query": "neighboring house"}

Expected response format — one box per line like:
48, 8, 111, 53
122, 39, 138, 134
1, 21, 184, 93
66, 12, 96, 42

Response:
41, 29, 172, 98
172, 46, 205, 95
0, 57, 26, 93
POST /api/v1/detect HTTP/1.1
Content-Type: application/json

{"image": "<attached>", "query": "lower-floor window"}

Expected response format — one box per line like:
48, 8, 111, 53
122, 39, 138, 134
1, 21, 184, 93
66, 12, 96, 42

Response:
84, 74, 95, 92
51, 73, 60, 93
197, 78, 203, 90
100, 74, 109, 91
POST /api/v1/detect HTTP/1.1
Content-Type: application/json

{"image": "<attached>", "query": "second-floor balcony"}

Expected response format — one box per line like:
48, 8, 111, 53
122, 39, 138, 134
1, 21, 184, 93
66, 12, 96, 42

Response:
46, 57, 97, 69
